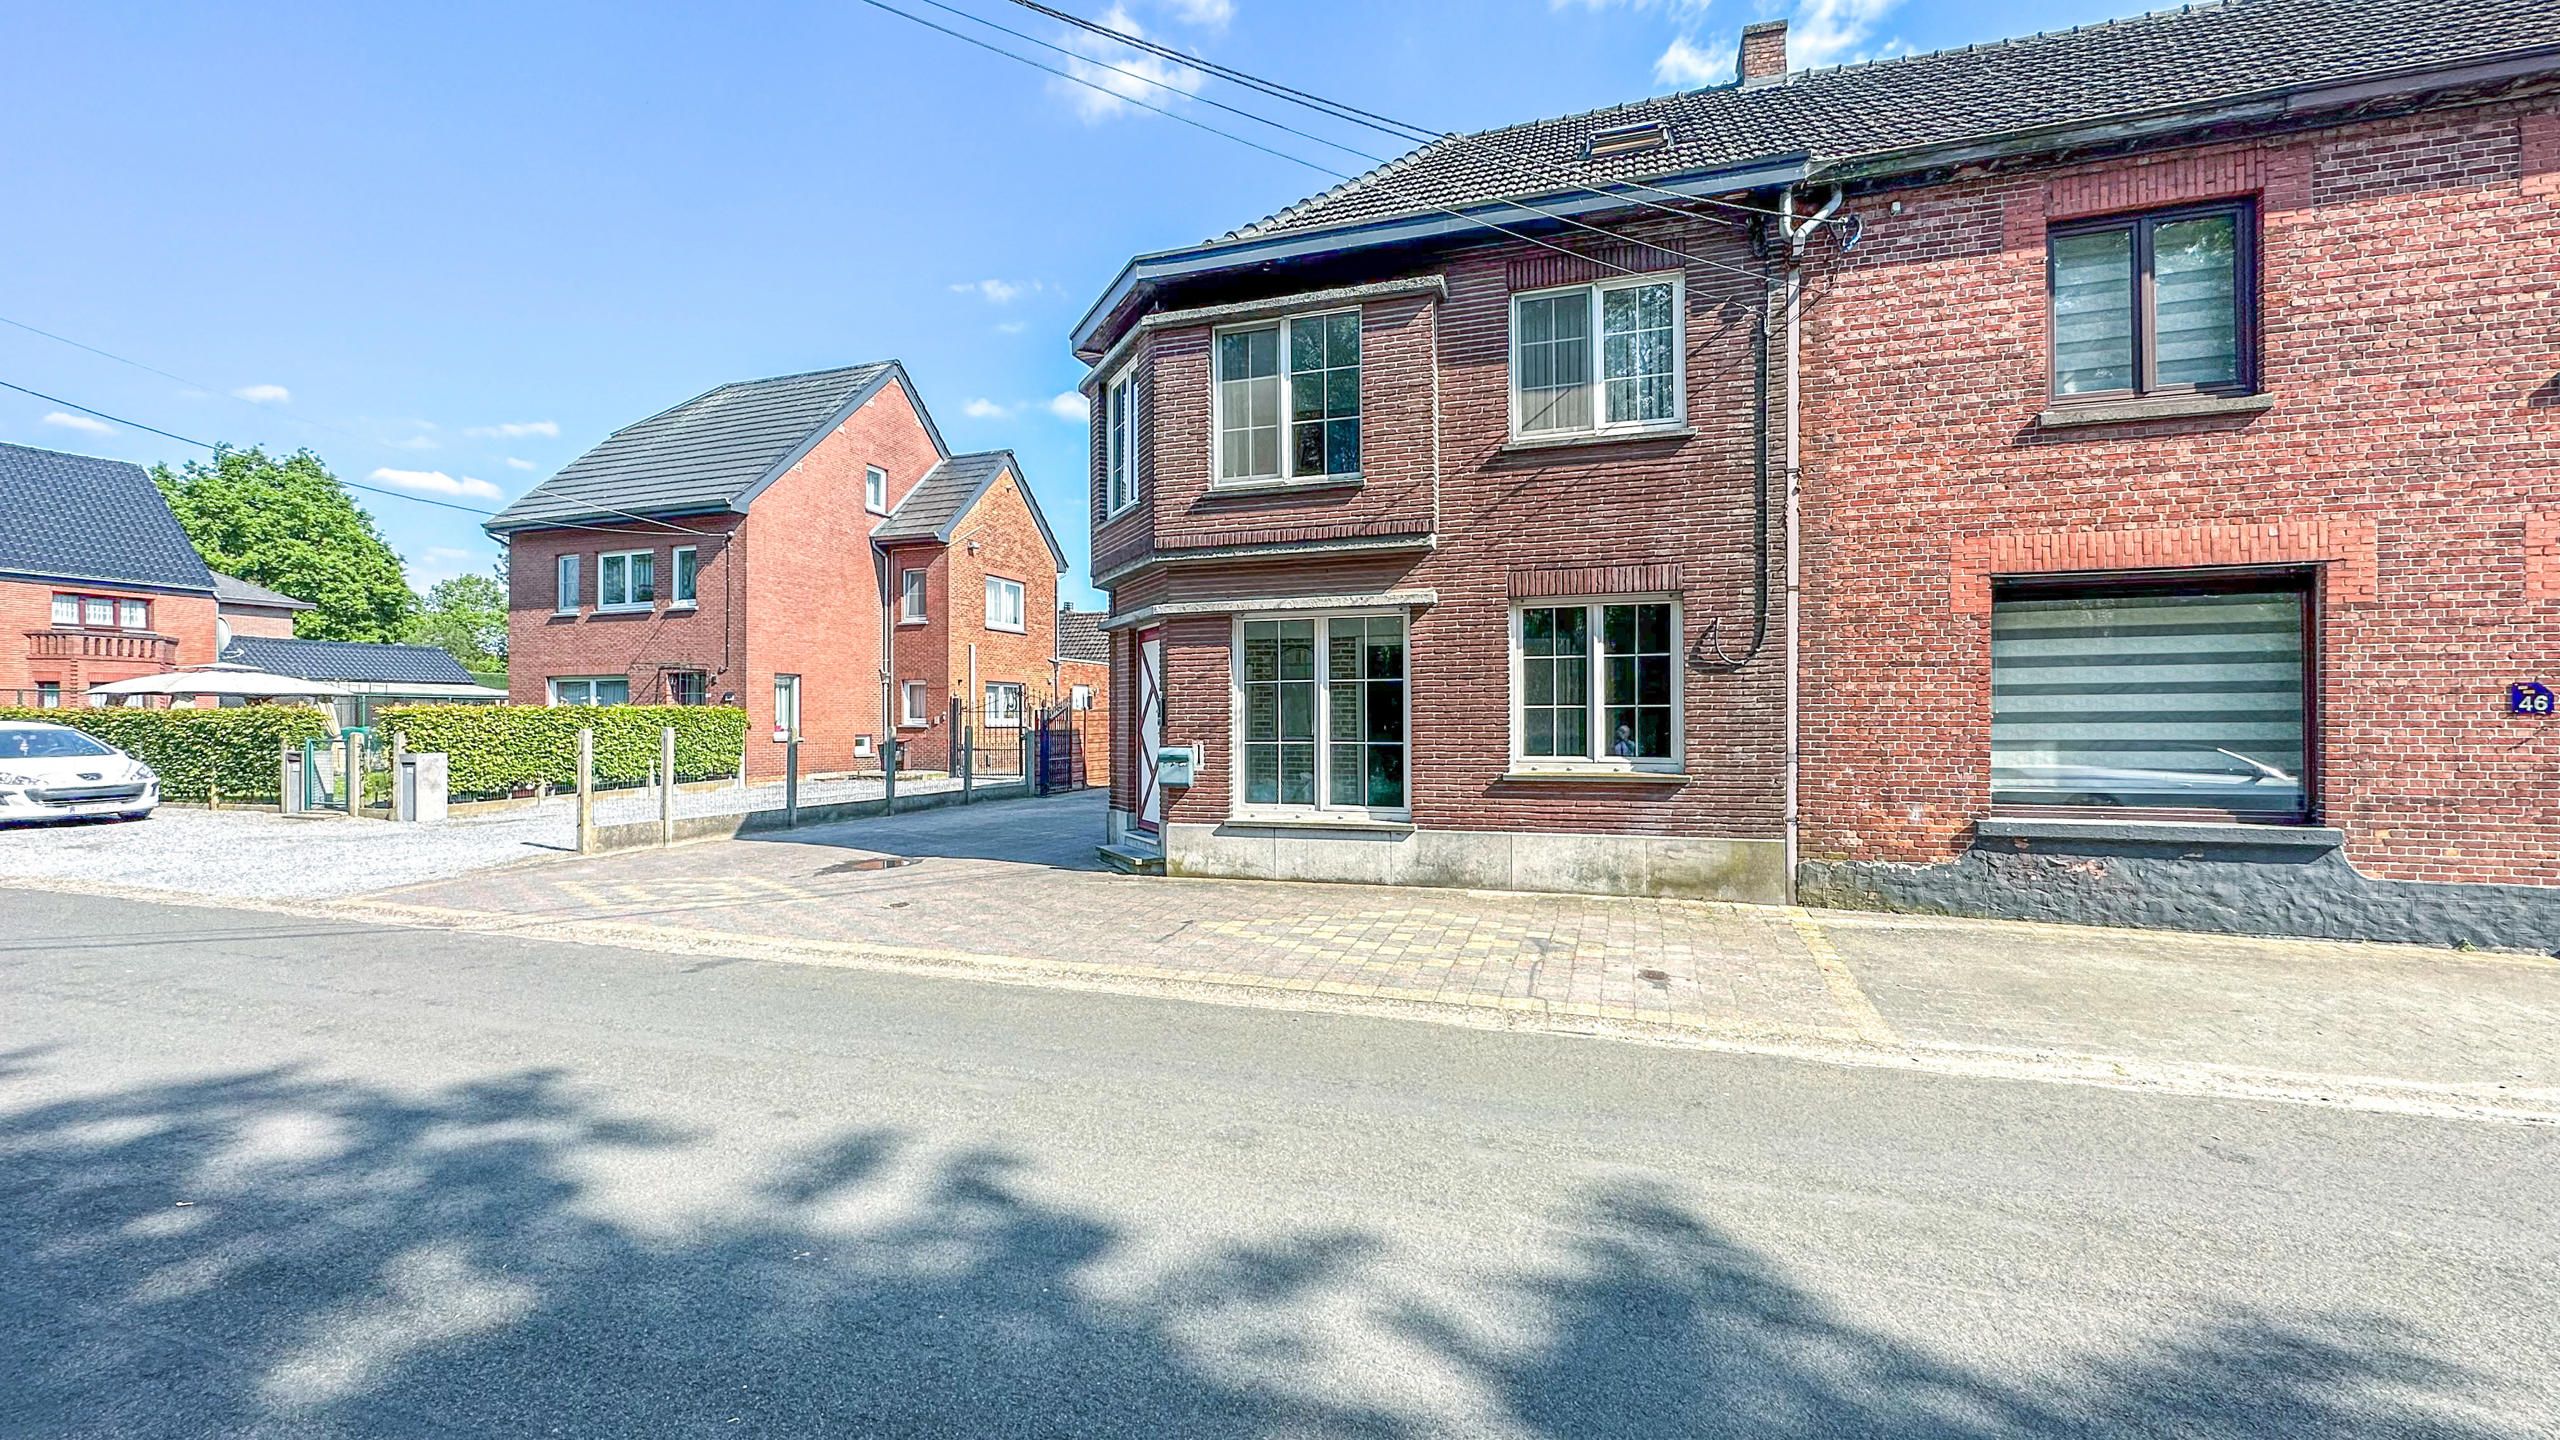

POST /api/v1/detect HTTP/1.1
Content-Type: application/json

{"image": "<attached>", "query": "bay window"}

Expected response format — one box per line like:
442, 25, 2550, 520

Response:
1991, 573, 2310, 819
1511, 274, 1682, 439
1237, 613, 1406, 815
1512, 599, 1680, 770
1105, 367, 1139, 515
2050, 201, 2254, 400
1215, 310, 1359, 484
598, 550, 654, 610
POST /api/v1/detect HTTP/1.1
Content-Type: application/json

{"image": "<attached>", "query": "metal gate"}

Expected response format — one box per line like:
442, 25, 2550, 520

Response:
1033, 703, 1088, 795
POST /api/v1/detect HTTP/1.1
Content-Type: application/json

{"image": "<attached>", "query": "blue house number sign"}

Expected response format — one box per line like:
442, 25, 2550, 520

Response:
2513, 682, 2556, 717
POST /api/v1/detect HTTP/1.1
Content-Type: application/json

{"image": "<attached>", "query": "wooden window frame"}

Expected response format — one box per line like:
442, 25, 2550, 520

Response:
2047, 199, 2259, 404
1988, 565, 2319, 825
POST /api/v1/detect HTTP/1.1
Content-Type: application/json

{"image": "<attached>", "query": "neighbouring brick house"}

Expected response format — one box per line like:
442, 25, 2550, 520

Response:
1055, 606, 1111, 785
488, 363, 1070, 780
1075, 0, 2560, 945
2, 442, 222, 708
211, 572, 312, 646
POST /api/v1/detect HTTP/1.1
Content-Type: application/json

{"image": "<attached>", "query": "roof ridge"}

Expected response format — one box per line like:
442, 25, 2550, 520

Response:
1741, 0, 2253, 91
0, 438, 146, 469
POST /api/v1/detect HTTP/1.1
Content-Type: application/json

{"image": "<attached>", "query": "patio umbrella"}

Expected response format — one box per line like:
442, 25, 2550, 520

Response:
83, 664, 351, 703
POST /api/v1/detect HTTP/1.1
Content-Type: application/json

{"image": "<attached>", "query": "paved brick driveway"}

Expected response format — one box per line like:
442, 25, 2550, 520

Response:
362, 791, 2560, 1121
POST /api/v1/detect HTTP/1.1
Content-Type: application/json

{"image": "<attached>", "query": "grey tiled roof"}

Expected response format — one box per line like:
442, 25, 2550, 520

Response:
222, 636, 479, 686
0, 442, 215, 593
1228, 0, 2560, 242
486, 363, 910, 532
1056, 609, 1107, 664
873, 450, 1069, 570
212, 571, 314, 611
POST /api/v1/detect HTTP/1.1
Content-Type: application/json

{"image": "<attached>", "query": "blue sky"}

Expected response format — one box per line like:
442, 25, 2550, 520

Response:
2, 0, 2139, 606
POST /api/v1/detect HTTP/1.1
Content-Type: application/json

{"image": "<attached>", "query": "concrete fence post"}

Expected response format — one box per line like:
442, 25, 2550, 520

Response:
576, 727, 597, 854
784, 734, 800, 829
344, 730, 364, 817
957, 697, 974, 806
659, 726, 676, 847
390, 731, 409, 822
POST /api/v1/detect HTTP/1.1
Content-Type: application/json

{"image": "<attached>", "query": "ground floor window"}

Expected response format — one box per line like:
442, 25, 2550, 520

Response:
1237, 613, 1405, 814
1990, 573, 2310, 819
36, 682, 61, 709
1512, 598, 1679, 770
984, 681, 1023, 729
548, 676, 630, 706
666, 671, 707, 706
901, 681, 931, 727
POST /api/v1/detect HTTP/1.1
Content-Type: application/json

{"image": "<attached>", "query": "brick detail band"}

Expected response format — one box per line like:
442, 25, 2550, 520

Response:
1507, 562, 1684, 599
1949, 518, 2380, 615
1507, 243, 1692, 291
2525, 108, 2560, 203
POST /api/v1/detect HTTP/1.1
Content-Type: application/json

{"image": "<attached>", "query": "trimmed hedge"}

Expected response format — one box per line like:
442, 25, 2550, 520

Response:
380, 704, 745, 797
0, 705, 332, 803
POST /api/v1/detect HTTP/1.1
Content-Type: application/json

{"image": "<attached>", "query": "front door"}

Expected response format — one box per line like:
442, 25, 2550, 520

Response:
1133, 627, 1163, 835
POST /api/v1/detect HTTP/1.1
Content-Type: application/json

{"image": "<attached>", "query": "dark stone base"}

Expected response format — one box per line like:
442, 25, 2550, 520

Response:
1800, 836, 2560, 954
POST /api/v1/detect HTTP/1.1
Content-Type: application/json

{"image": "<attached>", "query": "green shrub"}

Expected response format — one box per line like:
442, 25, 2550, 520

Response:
0, 705, 333, 802
379, 704, 745, 798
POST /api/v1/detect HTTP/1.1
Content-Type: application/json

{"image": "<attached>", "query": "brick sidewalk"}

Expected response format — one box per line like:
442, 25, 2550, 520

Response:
345, 792, 2560, 1122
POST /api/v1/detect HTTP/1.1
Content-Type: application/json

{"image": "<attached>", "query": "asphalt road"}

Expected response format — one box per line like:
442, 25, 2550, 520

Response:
4, 888, 2555, 1439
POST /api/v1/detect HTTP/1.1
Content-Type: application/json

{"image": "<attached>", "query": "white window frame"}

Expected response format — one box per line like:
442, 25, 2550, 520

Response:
50, 594, 79, 626
1506, 595, 1685, 774
1210, 308, 1361, 487
1070, 684, 1093, 710
900, 568, 929, 624
1227, 608, 1411, 822
985, 575, 1026, 634
597, 549, 654, 612
983, 681, 1024, 729
555, 554, 580, 612
119, 599, 150, 629
670, 546, 697, 608
900, 680, 931, 728
82, 597, 115, 627
774, 674, 802, 739
547, 675, 630, 707
865, 465, 889, 515
1507, 272, 1686, 441
1104, 365, 1139, 517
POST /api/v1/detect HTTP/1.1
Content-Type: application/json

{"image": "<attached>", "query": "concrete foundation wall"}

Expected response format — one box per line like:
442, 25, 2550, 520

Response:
1800, 832, 2560, 953
1166, 822, 1787, 904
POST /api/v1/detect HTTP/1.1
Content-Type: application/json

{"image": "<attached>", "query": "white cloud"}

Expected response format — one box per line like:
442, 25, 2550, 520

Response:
1053, 6, 1205, 123
1787, 0, 1902, 68
995, 320, 1030, 336
369, 467, 502, 501
950, 278, 1035, 304
1048, 391, 1089, 423
385, 433, 441, 451
503, 456, 538, 471
233, 383, 291, 405
1652, 33, 1723, 85
40, 411, 113, 436
962, 398, 1020, 420
1164, 0, 1233, 25
462, 420, 559, 439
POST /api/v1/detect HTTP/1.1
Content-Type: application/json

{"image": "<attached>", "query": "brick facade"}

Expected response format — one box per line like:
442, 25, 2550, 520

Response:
879, 464, 1068, 773
2, 578, 217, 707
1798, 97, 2560, 894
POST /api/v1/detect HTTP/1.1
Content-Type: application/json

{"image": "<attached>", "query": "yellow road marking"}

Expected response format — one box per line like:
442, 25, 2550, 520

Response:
1789, 910, 1901, 1047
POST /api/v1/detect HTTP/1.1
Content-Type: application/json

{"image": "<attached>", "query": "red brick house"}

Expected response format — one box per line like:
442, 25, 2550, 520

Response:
1, 442, 222, 708
488, 363, 1069, 779
1074, 0, 2560, 945
1055, 607, 1111, 785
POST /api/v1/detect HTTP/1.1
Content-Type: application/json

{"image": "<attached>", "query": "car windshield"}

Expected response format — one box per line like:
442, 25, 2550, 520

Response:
0, 727, 115, 759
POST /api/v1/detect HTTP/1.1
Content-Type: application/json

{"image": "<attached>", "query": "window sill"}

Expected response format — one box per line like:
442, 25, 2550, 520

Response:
1499, 768, 1690, 785
1221, 812, 1416, 834
594, 604, 653, 616
2037, 393, 2274, 429
1202, 474, 1364, 498
666, 602, 697, 612
1499, 424, 1694, 455
898, 618, 928, 628
1976, 816, 2342, 848
987, 624, 1027, 636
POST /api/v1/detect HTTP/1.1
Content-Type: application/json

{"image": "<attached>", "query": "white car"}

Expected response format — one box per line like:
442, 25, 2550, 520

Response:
0, 721, 159, 824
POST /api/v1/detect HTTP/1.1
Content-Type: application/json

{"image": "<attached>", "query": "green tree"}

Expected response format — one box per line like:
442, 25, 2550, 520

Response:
410, 571, 508, 673
152, 447, 418, 643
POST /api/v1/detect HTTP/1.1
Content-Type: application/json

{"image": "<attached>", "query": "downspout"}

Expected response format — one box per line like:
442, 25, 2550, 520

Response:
1777, 185, 1841, 906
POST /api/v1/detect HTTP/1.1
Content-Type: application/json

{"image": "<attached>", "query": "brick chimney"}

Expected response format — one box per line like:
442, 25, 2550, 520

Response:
1738, 19, 1788, 85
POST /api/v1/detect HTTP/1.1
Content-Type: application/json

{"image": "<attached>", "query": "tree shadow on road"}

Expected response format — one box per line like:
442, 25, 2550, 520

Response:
0, 1063, 2522, 1438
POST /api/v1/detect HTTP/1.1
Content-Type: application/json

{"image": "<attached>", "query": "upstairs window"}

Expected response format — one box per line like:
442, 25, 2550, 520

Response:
985, 575, 1026, 633
901, 568, 928, 622
598, 550, 654, 610
1512, 275, 1683, 439
671, 546, 698, 606
556, 554, 580, 612
1215, 310, 1359, 484
2050, 201, 2255, 400
82, 597, 115, 628
1513, 599, 1680, 770
50, 594, 78, 626
865, 465, 889, 514
1105, 368, 1138, 515
50, 594, 150, 629
119, 600, 149, 629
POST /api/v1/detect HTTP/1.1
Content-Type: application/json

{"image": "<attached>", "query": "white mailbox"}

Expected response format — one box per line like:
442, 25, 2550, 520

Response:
1156, 744, 1200, 790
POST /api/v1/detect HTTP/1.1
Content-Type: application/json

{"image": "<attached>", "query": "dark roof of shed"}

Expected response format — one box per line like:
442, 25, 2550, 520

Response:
1056, 609, 1107, 665
0, 442, 216, 593
1228, 0, 2560, 242
872, 450, 1067, 570
212, 571, 314, 611
222, 636, 479, 685
486, 363, 940, 533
